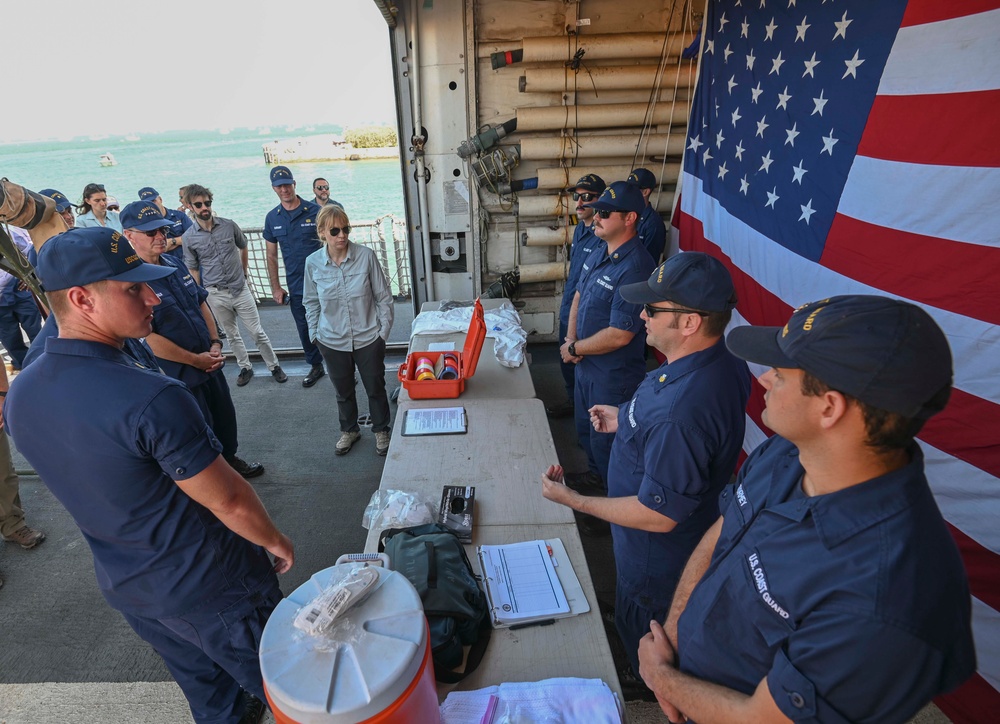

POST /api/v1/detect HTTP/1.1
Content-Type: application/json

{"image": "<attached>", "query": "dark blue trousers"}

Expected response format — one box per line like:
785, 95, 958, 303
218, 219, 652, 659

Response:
288, 293, 323, 366
122, 572, 282, 724
573, 367, 639, 483
0, 297, 42, 369
615, 581, 670, 678
190, 370, 239, 459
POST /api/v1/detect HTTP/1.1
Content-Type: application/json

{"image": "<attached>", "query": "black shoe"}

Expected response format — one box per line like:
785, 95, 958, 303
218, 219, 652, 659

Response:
302, 363, 325, 388
238, 691, 267, 724
271, 365, 288, 383
545, 401, 574, 419
236, 368, 254, 386
227, 456, 265, 479
577, 513, 611, 537
564, 470, 606, 495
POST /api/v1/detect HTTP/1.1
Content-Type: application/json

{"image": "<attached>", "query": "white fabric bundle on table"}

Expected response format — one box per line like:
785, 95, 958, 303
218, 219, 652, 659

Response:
440, 677, 623, 723
410, 300, 527, 368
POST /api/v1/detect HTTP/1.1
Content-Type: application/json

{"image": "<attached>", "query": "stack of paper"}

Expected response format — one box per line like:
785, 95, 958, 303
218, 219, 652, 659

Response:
440, 677, 623, 723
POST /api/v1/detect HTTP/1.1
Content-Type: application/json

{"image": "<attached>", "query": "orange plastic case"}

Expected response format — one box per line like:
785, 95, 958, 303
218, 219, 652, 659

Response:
398, 299, 486, 399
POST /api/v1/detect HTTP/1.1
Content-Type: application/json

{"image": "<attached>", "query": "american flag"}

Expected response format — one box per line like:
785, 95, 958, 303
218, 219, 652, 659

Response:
674, 0, 1000, 719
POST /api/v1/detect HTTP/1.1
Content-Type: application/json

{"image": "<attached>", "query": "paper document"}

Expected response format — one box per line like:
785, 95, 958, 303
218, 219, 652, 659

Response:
479, 540, 570, 626
401, 407, 467, 436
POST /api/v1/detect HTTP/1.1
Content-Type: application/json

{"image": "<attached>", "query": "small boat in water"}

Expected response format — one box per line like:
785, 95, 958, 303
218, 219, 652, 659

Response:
99, 152, 117, 167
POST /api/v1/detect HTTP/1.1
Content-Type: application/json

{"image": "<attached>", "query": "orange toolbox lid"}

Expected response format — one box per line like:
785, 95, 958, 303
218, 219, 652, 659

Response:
461, 299, 487, 379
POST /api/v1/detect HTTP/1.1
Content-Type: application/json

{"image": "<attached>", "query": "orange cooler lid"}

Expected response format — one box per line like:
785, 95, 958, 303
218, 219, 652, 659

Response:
461, 299, 487, 379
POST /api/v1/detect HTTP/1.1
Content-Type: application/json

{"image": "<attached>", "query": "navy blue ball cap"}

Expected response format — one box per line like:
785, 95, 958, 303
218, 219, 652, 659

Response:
36, 227, 176, 292
269, 166, 295, 186
726, 295, 953, 419
620, 252, 736, 312
565, 174, 606, 194
585, 180, 645, 215
119, 201, 172, 231
627, 168, 657, 189
39, 188, 73, 213
138, 186, 159, 201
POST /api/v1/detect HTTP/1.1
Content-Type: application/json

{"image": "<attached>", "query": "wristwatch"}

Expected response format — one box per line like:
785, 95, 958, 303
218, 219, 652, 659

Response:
209, 338, 223, 347
568, 341, 578, 356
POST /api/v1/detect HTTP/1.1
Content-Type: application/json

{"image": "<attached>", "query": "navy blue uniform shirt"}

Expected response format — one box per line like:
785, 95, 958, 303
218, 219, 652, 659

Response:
263, 197, 322, 294
677, 436, 976, 723
559, 221, 601, 322
636, 204, 667, 262
23, 314, 159, 370
164, 208, 193, 259
609, 338, 750, 608
5, 338, 273, 617
148, 254, 212, 387
575, 235, 655, 382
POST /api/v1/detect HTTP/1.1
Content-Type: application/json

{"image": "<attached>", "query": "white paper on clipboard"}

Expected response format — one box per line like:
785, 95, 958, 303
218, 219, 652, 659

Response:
478, 538, 589, 628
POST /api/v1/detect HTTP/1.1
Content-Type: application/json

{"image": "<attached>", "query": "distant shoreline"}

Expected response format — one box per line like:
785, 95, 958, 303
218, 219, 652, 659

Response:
262, 135, 398, 165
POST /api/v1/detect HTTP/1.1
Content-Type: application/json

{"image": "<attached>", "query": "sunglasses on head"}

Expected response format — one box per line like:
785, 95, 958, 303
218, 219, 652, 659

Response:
132, 228, 167, 238
572, 191, 597, 202
315, 185, 330, 191
85, 184, 105, 193
643, 304, 709, 317
192, 200, 212, 209
325, 225, 351, 237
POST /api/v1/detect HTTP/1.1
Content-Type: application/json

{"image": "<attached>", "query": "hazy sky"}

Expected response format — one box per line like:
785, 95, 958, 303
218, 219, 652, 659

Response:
3, 0, 397, 142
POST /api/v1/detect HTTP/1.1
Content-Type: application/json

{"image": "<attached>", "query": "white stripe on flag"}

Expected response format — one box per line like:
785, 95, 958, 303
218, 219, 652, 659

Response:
972, 595, 1000, 691
839, 156, 1000, 248
878, 9, 1000, 95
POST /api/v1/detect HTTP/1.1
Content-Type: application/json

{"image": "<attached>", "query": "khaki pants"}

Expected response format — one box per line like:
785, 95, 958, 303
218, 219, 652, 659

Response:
0, 432, 25, 538
206, 284, 279, 371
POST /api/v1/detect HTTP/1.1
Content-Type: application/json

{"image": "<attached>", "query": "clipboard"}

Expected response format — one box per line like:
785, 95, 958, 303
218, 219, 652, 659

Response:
477, 538, 590, 628
401, 407, 467, 436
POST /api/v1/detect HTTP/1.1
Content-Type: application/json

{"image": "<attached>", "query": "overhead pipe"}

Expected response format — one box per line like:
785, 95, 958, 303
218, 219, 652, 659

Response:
519, 134, 686, 161
489, 32, 696, 66
534, 163, 681, 191
515, 102, 690, 132
517, 191, 675, 219
517, 262, 567, 284
522, 226, 571, 247
520, 65, 694, 94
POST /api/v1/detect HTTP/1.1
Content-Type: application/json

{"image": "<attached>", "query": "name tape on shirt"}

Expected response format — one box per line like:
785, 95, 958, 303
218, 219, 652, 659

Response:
746, 551, 790, 620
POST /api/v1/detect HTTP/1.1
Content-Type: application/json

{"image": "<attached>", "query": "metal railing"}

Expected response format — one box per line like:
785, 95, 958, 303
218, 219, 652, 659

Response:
242, 214, 411, 303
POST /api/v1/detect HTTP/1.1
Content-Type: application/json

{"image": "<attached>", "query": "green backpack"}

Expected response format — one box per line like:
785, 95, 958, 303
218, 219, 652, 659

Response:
380, 523, 491, 683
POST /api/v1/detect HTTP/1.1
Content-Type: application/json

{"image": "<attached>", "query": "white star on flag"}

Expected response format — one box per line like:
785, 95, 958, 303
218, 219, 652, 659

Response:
759, 151, 774, 172
803, 52, 821, 78
687, 134, 704, 153
833, 11, 852, 40
821, 129, 838, 155
724, 44, 734, 63
798, 198, 816, 224
746, 51, 756, 70
735, 140, 745, 161
739, 176, 750, 194
756, 116, 770, 137
765, 187, 780, 208
770, 52, 785, 75
812, 89, 828, 116
718, 162, 730, 180
791, 160, 808, 184
716, 129, 726, 148
777, 86, 792, 110
703, 147, 714, 164
795, 16, 810, 42
765, 17, 778, 40
751, 81, 764, 102
728, 75, 739, 93
785, 122, 800, 146
731, 107, 743, 127
843, 50, 865, 79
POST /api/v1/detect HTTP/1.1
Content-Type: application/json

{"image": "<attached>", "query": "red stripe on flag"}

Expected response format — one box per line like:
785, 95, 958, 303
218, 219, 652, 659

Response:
923, 390, 1000, 479
678, 209, 1000, 479
935, 673, 1000, 723
821, 214, 1000, 327
859, 91, 1000, 167
900, 0, 1000, 27
948, 523, 1000, 612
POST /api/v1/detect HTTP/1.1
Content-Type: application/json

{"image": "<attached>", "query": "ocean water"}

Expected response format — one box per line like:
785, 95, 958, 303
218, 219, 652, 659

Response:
0, 126, 406, 230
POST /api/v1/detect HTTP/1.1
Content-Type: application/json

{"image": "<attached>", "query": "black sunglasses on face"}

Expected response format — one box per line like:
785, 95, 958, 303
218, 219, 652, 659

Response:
315, 185, 330, 191
643, 304, 709, 317
596, 209, 629, 219
572, 192, 597, 202
325, 226, 351, 237
192, 200, 212, 209
107, 205, 120, 211
132, 228, 167, 238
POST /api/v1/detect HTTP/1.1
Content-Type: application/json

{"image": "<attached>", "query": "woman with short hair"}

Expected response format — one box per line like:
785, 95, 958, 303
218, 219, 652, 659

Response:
303, 205, 394, 456
76, 183, 122, 231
